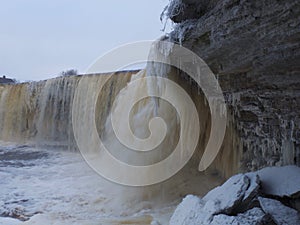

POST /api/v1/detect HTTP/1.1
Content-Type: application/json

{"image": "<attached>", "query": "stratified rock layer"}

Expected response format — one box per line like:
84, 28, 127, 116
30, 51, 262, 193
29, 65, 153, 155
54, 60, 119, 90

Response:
165, 0, 300, 173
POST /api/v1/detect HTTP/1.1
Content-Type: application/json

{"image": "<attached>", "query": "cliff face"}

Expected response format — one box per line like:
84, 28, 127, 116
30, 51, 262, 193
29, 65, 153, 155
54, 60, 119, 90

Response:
164, 0, 300, 171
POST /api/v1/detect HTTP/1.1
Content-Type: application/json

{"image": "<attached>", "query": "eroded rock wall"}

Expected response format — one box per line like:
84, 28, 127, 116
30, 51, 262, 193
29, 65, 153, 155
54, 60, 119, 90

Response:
165, 0, 300, 172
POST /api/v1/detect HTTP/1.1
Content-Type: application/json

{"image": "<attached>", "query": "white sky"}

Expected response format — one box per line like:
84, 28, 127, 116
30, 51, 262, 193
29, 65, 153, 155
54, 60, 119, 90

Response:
0, 0, 169, 81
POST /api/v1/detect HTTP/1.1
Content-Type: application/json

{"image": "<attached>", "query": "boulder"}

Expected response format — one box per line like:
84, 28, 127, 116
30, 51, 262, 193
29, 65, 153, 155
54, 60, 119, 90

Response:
170, 167, 300, 224
254, 166, 300, 198
210, 207, 272, 225
169, 195, 208, 225
203, 174, 260, 214
170, 197, 274, 225
258, 197, 300, 225
170, 174, 262, 224
243, 173, 260, 202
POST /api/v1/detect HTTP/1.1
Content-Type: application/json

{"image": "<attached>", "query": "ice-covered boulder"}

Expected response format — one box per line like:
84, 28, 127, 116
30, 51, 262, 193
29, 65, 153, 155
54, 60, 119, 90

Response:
203, 174, 249, 213
170, 197, 272, 225
203, 174, 260, 214
0, 217, 21, 225
169, 195, 208, 225
170, 166, 300, 225
258, 197, 300, 225
243, 173, 260, 203
170, 174, 262, 224
210, 207, 271, 225
254, 166, 300, 198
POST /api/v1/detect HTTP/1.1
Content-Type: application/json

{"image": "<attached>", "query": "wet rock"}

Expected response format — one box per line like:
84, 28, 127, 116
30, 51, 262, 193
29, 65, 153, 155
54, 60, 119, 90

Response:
258, 197, 300, 225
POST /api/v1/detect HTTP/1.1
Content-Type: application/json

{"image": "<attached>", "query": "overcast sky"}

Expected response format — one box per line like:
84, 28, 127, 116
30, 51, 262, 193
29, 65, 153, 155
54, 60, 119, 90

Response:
0, 0, 169, 81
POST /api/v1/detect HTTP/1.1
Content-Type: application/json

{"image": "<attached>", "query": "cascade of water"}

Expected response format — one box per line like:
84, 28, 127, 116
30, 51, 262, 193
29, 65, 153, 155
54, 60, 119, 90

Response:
35, 76, 78, 147
146, 39, 175, 115
0, 72, 139, 148
0, 86, 9, 140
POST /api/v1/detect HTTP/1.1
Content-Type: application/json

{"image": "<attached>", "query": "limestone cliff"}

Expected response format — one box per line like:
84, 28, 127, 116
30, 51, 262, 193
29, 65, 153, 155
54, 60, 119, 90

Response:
163, 0, 300, 172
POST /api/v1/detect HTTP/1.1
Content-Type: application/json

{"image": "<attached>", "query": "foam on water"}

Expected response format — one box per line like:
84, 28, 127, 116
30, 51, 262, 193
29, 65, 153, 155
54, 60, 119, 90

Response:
0, 142, 223, 224
0, 143, 173, 224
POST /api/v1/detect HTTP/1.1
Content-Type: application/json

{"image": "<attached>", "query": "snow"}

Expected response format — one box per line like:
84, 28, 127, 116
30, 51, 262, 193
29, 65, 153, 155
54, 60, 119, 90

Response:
211, 208, 267, 225
253, 165, 300, 198
170, 174, 262, 224
203, 174, 252, 213
170, 196, 270, 225
243, 173, 260, 202
258, 197, 300, 224
169, 195, 207, 225
0, 217, 21, 225
170, 166, 300, 225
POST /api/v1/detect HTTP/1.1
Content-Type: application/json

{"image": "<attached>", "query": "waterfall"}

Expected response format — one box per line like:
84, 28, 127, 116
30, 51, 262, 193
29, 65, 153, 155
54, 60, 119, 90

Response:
0, 72, 134, 148
0, 52, 241, 222
0, 51, 240, 180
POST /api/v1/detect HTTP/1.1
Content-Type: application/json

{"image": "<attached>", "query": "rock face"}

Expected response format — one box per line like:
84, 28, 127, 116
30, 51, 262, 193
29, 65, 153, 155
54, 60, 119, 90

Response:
170, 166, 300, 225
164, 0, 300, 173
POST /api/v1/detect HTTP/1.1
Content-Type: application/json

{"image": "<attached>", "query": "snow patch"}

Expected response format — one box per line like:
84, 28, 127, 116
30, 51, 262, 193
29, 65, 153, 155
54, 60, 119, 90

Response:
254, 165, 300, 198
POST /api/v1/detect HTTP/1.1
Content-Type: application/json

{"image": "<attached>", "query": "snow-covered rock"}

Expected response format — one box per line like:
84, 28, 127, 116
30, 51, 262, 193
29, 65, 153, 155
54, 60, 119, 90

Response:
210, 207, 270, 225
203, 174, 249, 213
243, 173, 260, 203
203, 174, 260, 214
170, 166, 300, 225
170, 174, 262, 224
169, 195, 208, 225
170, 197, 272, 225
258, 197, 300, 225
0, 217, 21, 225
254, 166, 300, 198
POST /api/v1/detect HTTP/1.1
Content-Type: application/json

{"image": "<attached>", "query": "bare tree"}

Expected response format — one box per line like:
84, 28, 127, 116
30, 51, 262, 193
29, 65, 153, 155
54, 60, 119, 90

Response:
60, 69, 78, 77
